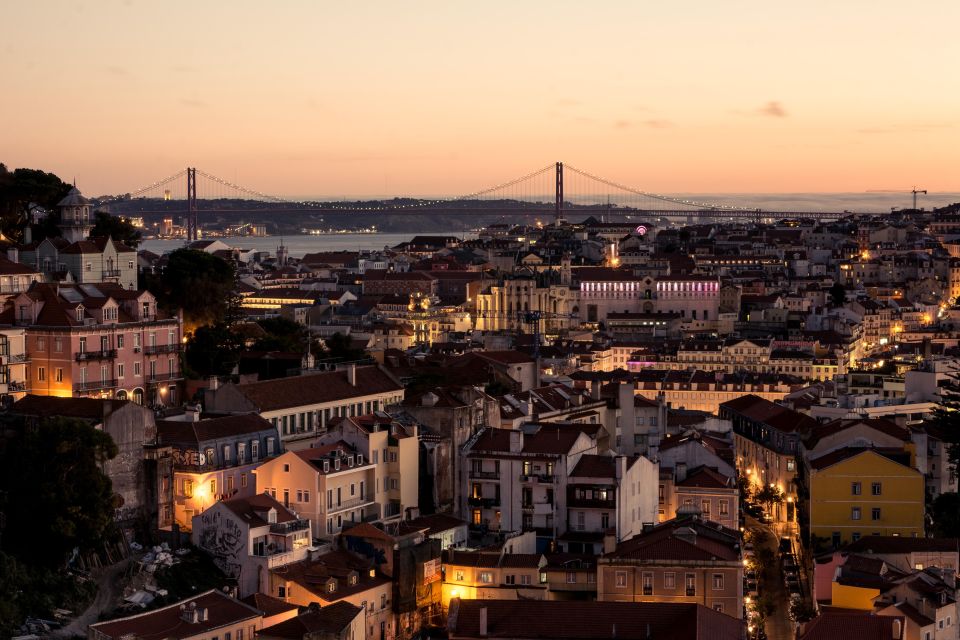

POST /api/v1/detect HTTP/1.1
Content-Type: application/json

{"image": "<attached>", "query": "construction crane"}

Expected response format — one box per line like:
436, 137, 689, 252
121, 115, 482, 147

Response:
866, 187, 928, 210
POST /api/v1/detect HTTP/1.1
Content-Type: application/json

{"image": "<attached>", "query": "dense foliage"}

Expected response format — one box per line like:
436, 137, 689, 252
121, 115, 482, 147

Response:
91, 211, 142, 247
0, 163, 72, 241
144, 248, 238, 329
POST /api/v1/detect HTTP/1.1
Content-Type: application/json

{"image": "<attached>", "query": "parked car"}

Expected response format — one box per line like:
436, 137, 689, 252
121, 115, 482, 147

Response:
760, 511, 774, 524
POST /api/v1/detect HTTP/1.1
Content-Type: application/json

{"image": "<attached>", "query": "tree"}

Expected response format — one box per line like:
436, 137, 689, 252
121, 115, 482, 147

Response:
930, 492, 960, 538
145, 249, 237, 330
253, 317, 310, 353
323, 332, 366, 362
91, 210, 142, 247
755, 484, 784, 514
0, 165, 72, 241
924, 406, 960, 482
828, 282, 847, 307
184, 323, 243, 378
0, 415, 118, 566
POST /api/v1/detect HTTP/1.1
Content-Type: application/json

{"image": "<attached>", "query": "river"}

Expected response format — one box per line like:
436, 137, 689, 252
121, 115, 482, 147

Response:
139, 232, 477, 258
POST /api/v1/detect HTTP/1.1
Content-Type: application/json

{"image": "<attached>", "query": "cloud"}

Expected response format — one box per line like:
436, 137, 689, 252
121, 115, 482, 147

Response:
758, 101, 788, 117
643, 119, 674, 129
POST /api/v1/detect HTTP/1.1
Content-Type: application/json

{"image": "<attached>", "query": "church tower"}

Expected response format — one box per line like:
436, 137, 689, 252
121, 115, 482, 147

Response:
57, 186, 93, 243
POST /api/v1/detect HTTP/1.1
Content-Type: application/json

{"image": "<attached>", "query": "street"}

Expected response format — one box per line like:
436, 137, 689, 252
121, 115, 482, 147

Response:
745, 517, 796, 640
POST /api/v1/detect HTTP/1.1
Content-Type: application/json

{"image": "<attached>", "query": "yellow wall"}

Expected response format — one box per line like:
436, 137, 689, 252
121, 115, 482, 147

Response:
809, 450, 924, 546
831, 582, 880, 610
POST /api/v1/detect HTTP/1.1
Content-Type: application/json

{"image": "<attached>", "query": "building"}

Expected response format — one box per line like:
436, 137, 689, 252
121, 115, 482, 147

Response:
11, 394, 162, 529
254, 441, 382, 538
446, 599, 744, 640
798, 612, 904, 640
804, 447, 925, 547
441, 550, 547, 607
660, 465, 739, 531
204, 364, 405, 448
257, 602, 364, 640
158, 413, 282, 530
631, 370, 801, 415
721, 394, 816, 523
87, 589, 265, 640
190, 493, 313, 598
0, 327, 30, 403
598, 515, 744, 619
267, 549, 395, 640
2, 282, 183, 404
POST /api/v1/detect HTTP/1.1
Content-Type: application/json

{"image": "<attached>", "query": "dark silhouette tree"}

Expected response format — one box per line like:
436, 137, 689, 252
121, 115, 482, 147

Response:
91, 210, 142, 247
185, 323, 244, 378
0, 164, 73, 241
930, 492, 960, 538
829, 282, 847, 307
144, 249, 237, 330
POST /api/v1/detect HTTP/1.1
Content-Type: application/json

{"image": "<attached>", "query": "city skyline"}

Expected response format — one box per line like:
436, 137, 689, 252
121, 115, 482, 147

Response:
2, 1, 959, 196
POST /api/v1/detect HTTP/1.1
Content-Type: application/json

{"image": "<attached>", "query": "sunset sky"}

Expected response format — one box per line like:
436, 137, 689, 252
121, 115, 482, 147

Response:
2, 1, 959, 197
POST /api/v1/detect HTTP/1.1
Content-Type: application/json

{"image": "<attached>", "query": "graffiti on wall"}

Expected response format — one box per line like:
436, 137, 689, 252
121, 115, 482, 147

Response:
198, 510, 244, 578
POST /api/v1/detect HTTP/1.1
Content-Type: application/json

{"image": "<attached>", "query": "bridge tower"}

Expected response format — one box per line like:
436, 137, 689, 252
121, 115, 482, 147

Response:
554, 161, 564, 226
186, 167, 198, 242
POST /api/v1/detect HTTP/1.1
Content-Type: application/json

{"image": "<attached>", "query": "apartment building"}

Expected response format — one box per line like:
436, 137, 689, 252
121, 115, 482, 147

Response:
2, 282, 183, 404
632, 369, 801, 415
462, 424, 592, 538
205, 364, 405, 448
311, 414, 419, 520
721, 394, 816, 523
440, 550, 547, 607
158, 413, 282, 530
267, 550, 395, 640
804, 448, 925, 547
659, 466, 739, 530
190, 493, 312, 598
597, 515, 744, 618
0, 327, 30, 402
254, 442, 381, 538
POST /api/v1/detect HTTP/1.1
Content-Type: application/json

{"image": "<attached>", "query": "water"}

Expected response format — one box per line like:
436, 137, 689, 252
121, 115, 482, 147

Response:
139, 232, 477, 258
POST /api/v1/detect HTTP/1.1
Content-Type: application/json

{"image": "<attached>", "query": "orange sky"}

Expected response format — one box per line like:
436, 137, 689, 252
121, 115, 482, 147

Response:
2, 1, 959, 197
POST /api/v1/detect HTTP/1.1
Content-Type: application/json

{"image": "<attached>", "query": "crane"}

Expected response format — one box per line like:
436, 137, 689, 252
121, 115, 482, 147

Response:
866, 186, 928, 210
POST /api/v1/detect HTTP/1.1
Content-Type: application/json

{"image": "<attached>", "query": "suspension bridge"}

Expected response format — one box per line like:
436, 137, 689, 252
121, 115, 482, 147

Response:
100, 162, 867, 241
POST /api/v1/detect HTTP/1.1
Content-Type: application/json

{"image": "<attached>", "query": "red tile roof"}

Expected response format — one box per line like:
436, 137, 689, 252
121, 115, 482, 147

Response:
448, 599, 743, 640
676, 466, 733, 489
799, 612, 903, 640
259, 602, 361, 639
809, 447, 912, 471
240, 592, 299, 618
606, 516, 741, 562
220, 493, 299, 528
843, 536, 960, 554
88, 590, 262, 640
228, 365, 403, 412
157, 413, 277, 446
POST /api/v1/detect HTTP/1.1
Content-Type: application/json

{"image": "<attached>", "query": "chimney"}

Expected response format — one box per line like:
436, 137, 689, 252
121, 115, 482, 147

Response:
347, 363, 357, 386
208, 376, 219, 391
509, 430, 524, 453
479, 605, 488, 637
590, 379, 601, 400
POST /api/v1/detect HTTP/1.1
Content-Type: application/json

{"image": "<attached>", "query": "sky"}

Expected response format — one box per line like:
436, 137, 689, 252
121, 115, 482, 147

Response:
2, 0, 959, 198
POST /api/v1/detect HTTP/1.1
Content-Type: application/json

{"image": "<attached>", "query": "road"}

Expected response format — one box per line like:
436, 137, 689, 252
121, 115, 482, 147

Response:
55, 558, 134, 638
746, 518, 795, 640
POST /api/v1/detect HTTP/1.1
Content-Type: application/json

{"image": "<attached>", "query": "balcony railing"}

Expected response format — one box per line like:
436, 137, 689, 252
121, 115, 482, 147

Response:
521, 474, 555, 483
270, 519, 310, 535
7, 353, 29, 364
74, 379, 118, 393
101, 269, 122, 278
75, 349, 117, 362
468, 497, 500, 509
144, 344, 182, 355
469, 470, 500, 480
7, 381, 29, 392
327, 494, 375, 515
148, 371, 183, 383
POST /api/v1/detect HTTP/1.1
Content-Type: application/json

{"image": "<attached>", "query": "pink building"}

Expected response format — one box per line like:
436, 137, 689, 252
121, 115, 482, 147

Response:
0, 282, 183, 405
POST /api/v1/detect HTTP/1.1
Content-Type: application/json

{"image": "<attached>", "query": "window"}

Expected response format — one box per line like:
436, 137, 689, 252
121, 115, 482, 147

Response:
852, 482, 862, 495
505, 574, 515, 585
701, 500, 711, 515
55, 368, 63, 382
455, 570, 464, 581
871, 482, 882, 496
642, 572, 653, 595
37, 366, 45, 381
303, 491, 310, 503
241, 474, 247, 488
872, 508, 881, 521
210, 479, 216, 495
719, 500, 729, 516
479, 572, 493, 584
277, 585, 286, 598
712, 574, 724, 590
664, 572, 676, 590
134, 361, 141, 376
117, 363, 124, 379
685, 574, 696, 596
566, 572, 577, 584
615, 571, 627, 588
520, 574, 531, 585
851, 507, 862, 521
713, 603, 724, 613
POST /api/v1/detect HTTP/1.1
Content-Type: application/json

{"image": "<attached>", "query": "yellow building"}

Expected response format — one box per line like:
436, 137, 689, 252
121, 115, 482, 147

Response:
807, 447, 924, 548
441, 550, 546, 609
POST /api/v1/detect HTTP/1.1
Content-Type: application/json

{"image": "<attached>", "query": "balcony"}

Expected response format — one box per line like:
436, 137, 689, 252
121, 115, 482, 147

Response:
7, 381, 29, 393
144, 344, 183, 355
75, 349, 117, 362
567, 497, 617, 509
148, 371, 184, 383
520, 474, 555, 483
468, 497, 500, 509
469, 470, 500, 480
327, 494, 375, 515
270, 519, 310, 535
74, 379, 118, 393
101, 269, 122, 279
6, 353, 29, 364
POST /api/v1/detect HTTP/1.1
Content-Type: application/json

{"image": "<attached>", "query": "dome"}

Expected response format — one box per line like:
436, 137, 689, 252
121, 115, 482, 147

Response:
57, 186, 91, 208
